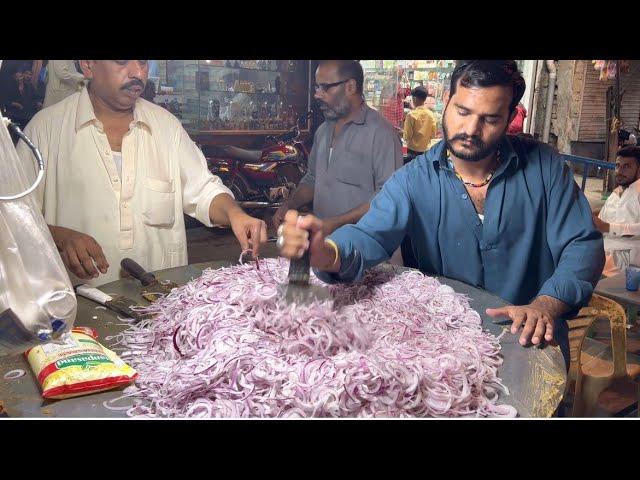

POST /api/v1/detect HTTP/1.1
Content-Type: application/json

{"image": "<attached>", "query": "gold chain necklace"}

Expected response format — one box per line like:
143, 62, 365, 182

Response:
450, 150, 501, 188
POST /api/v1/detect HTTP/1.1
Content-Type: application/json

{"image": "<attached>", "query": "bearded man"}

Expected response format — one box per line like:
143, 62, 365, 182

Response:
272, 60, 402, 237
276, 60, 605, 368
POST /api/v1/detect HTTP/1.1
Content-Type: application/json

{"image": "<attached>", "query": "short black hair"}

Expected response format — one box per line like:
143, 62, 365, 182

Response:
319, 60, 364, 95
411, 86, 428, 100
449, 60, 526, 115
617, 146, 640, 165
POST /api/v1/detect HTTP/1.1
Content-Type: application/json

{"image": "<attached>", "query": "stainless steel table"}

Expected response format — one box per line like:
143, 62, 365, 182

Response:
0, 261, 567, 418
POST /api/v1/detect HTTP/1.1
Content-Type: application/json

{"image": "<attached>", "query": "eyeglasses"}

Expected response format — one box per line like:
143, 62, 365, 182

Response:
312, 79, 351, 93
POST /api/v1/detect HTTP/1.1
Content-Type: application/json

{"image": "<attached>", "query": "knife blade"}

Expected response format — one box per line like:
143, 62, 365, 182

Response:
75, 285, 154, 322
280, 246, 332, 305
120, 258, 179, 302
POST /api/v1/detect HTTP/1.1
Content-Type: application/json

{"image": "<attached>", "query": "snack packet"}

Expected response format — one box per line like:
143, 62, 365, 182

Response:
26, 326, 137, 399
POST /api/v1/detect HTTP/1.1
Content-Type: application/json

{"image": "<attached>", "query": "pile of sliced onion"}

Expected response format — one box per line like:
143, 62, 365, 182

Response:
112, 258, 517, 418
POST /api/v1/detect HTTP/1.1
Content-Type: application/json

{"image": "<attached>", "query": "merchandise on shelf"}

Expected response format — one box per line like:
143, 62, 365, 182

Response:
361, 60, 456, 137
157, 60, 311, 133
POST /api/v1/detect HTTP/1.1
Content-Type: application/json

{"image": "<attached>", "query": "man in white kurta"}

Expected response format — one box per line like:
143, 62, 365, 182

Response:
43, 60, 86, 108
594, 146, 640, 276
17, 60, 266, 287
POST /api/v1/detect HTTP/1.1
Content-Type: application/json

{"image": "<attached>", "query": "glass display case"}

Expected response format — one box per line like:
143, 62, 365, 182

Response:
361, 60, 401, 111
156, 60, 312, 136
361, 60, 456, 131
400, 60, 457, 113
363, 60, 528, 120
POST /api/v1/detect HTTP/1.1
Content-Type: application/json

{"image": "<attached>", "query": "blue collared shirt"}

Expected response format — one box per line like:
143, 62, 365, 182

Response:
316, 135, 605, 314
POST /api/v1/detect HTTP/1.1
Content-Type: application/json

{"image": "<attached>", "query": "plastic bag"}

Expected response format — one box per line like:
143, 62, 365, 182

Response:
0, 116, 77, 356
26, 326, 137, 399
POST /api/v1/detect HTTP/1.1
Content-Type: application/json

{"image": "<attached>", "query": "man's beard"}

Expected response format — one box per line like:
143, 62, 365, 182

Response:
443, 116, 504, 162
617, 176, 636, 188
317, 95, 350, 120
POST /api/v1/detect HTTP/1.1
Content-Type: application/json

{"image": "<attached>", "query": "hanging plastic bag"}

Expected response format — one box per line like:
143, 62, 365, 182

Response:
0, 116, 77, 356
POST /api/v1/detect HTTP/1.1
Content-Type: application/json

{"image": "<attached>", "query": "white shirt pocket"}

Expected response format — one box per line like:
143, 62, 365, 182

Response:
141, 178, 176, 227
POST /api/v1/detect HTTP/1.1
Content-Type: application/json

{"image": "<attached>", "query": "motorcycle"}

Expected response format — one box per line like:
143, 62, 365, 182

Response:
203, 119, 310, 213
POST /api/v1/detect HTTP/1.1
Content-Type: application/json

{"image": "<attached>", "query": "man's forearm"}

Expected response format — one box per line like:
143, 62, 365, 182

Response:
209, 193, 244, 225
326, 202, 370, 231
531, 295, 571, 320
286, 183, 314, 210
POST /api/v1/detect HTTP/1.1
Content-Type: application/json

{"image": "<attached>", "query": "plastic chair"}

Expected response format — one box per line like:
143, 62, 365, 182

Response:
570, 293, 640, 417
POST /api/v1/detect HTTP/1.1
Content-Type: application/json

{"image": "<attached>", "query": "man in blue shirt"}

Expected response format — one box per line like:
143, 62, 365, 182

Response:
277, 60, 605, 367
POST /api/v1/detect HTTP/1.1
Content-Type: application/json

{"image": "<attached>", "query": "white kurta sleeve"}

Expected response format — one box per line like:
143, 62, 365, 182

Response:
609, 222, 640, 236
175, 125, 233, 227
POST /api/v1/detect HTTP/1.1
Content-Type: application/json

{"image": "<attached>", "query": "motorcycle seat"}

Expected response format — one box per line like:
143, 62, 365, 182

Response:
211, 145, 262, 163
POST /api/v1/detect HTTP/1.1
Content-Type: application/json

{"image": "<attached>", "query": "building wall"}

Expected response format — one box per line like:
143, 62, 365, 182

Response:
578, 60, 640, 142
533, 60, 640, 156
551, 60, 584, 154
532, 61, 560, 148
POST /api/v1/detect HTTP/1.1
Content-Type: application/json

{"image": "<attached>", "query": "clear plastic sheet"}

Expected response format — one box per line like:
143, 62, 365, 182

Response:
0, 117, 76, 355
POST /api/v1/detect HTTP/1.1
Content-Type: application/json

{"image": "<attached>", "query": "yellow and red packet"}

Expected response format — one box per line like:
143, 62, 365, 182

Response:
25, 326, 137, 399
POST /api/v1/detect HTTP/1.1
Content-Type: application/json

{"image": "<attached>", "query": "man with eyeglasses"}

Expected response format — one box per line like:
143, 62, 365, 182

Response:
272, 60, 402, 237
277, 60, 605, 369
16, 60, 267, 286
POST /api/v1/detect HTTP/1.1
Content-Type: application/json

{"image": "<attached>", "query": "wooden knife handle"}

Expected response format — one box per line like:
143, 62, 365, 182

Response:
121, 258, 156, 287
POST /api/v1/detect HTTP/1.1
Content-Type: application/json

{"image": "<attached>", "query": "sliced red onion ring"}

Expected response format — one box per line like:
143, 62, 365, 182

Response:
4, 369, 26, 380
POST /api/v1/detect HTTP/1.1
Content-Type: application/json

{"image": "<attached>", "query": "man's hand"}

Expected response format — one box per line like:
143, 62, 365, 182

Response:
486, 303, 556, 346
228, 209, 268, 257
272, 202, 289, 230
49, 225, 109, 280
271, 184, 314, 230
208, 193, 267, 256
278, 210, 340, 271
593, 214, 610, 233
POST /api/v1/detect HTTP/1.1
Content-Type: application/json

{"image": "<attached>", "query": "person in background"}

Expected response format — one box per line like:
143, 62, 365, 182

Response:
43, 60, 86, 108
382, 86, 408, 136
593, 146, 640, 276
403, 86, 437, 163
272, 60, 402, 238
0, 60, 25, 108
3, 64, 41, 132
21, 68, 44, 109
507, 102, 527, 134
